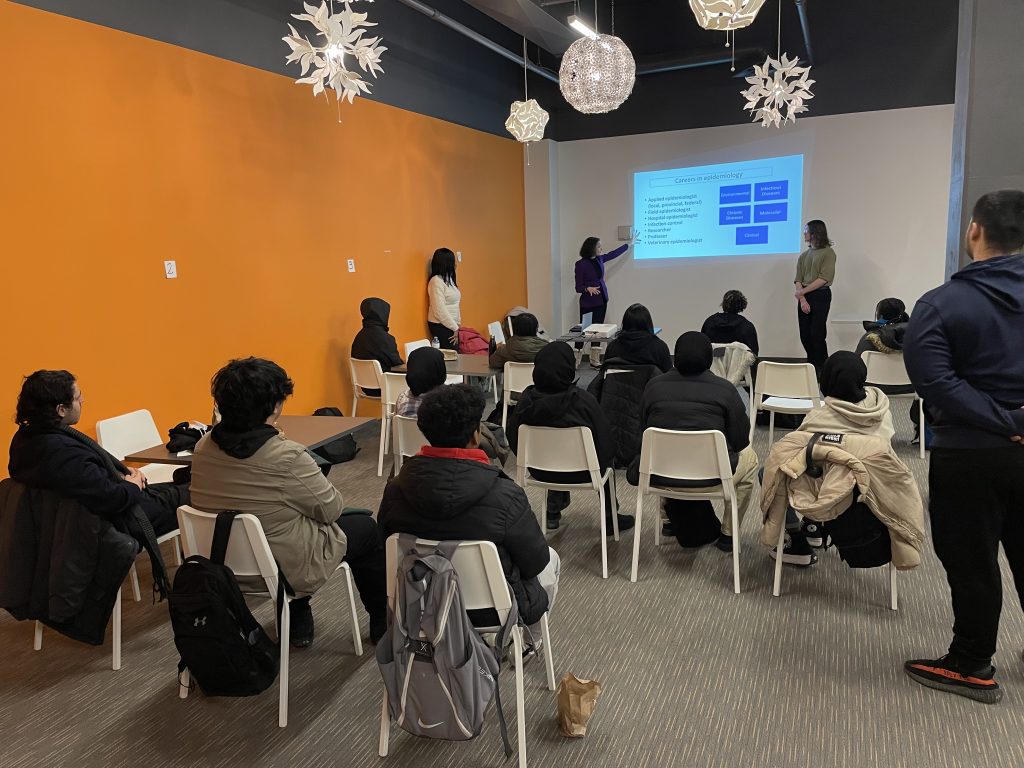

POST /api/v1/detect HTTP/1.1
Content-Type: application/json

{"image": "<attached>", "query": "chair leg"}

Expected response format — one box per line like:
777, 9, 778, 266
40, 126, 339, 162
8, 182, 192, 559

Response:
33, 621, 43, 651
279, 599, 291, 727
376, 416, 387, 477
540, 613, 556, 691
730, 496, 741, 595
502, 400, 509, 431
772, 520, 786, 597
511, 626, 527, 768
630, 490, 644, 583
492, 376, 499, 403
918, 397, 926, 460
598, 485, 608, 579
342, 564, 363, 656
112, 589, 122, 671
378, 691, 391, 756
129, 562, 142, 603
889, 563, 898, 611
179, 667, 191, 699
173, 535, 183, 566
609, 474, 620, 542
768, 410, 775, 446
351, 395, 358, 418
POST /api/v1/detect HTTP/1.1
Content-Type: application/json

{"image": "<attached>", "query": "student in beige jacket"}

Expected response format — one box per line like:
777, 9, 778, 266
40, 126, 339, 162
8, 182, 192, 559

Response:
190, 358, 387, 648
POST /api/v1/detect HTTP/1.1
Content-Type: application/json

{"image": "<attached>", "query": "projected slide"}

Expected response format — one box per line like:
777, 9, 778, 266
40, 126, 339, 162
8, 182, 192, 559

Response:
633, 155, 803, 259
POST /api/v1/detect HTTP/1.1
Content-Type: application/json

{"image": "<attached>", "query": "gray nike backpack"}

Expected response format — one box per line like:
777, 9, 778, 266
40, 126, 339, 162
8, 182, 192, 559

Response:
376, 536, 517, 756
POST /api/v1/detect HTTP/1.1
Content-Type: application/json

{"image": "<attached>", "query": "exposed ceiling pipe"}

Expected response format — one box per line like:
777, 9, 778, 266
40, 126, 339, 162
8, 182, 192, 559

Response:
636, 47, 766, 76
794, 0, 815, 65
394, 0, 560, 83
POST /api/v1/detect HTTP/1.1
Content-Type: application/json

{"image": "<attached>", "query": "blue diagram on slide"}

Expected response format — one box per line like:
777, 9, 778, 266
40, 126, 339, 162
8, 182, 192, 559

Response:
633, 154, 804, 259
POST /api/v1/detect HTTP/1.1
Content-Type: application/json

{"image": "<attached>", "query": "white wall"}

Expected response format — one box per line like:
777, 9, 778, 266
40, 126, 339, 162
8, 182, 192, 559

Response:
527, 105, 955, 356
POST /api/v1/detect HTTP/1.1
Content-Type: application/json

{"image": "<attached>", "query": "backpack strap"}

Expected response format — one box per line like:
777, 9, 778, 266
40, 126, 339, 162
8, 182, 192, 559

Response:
210, 511, 240, 565
489, 586, 520, 759
803, 433, 824, 479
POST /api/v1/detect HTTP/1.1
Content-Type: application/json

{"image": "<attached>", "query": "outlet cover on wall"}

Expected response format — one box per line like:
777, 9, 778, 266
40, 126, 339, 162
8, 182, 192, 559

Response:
164, 260, 177, 279
347, 259, 356, 273
617, 226, 632, 241
456, 250, 462, 262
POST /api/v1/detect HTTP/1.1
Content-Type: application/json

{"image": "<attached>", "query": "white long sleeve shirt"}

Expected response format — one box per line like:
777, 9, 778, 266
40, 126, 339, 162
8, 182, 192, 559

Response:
427, 276, 462, 332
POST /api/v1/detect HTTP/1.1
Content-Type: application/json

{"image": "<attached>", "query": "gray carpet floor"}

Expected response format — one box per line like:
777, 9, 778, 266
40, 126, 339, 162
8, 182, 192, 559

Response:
3, 374, 1024, 768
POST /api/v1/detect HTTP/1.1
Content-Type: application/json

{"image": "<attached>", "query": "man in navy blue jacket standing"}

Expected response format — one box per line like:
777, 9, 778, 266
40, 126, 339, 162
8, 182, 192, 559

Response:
903, 191, 1024, 704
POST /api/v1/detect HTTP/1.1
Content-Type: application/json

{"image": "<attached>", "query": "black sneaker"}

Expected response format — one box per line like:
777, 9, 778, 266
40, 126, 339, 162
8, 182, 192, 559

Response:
769, 533, 817, 567
289, 599, 315, 649
606, 513, 635, 535
904, 655, 1003, 704
661, 521, 674, 538
800, 518, 826, 549
546, 513, 561, 531
715, 534, 733, 552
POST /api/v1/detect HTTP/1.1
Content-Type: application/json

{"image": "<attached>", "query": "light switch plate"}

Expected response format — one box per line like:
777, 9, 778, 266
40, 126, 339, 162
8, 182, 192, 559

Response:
164, 260, 177, 279
617, 225, 632, 241
347, 259, 356, 273
456, 250, 462, 262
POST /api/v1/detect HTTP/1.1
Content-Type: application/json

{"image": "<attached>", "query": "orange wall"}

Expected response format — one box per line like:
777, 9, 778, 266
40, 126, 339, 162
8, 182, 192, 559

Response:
0, 3, 526, 472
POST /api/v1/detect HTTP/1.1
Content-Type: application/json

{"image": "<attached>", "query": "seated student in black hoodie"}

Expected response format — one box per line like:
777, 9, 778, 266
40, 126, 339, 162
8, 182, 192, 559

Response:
635, 332, 759, 552
700, 290, 759, 355
855, 297, 910, 356
603, 303, 672, 372
350, 297, 403, 397
507, 341, 635, 532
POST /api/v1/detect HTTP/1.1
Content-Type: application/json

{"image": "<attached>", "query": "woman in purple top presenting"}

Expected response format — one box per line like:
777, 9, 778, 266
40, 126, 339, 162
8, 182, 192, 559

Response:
574, 235, 633, 325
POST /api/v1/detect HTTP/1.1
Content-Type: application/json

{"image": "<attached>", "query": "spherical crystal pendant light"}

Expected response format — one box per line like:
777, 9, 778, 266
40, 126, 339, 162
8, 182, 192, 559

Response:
559, 34, 636, 114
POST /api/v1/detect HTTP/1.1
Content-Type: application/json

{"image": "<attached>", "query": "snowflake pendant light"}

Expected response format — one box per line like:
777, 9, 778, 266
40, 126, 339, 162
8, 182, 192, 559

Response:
689, 0, 768, 31
740, 54, 814, 127
559, 34, 636, 114
282, 1, 386, 104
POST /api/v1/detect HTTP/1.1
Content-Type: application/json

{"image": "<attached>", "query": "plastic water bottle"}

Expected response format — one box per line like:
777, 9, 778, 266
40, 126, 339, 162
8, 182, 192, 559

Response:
431, 336, 440, 349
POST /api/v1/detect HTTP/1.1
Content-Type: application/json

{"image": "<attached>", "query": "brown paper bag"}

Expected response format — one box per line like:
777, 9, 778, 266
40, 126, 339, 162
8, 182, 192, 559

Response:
556, 673, 602, 738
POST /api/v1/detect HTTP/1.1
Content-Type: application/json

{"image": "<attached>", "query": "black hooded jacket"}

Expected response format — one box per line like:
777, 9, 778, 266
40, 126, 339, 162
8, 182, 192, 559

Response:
507, 342, 616, 476
604, 331, 672, 372
905, 253, 1024, 448
351, 298, 403, 395
700, 312, 760, 356
377, 455, 551, 625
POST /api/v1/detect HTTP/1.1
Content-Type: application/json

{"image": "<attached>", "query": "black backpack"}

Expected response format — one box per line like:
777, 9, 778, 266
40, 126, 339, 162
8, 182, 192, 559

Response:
311, 407, 360, 464
804, 434, 892, 569
168, 511, 279, 696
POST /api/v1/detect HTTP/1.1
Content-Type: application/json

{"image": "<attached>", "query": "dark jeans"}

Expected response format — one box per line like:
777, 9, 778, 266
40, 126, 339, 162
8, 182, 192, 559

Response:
138, 480, 190, 537
544, 477, 615, 518
930, 447, 1024, 668
427, 321, 457, 350
576, 302, 607, 350
797, 286, 831, 374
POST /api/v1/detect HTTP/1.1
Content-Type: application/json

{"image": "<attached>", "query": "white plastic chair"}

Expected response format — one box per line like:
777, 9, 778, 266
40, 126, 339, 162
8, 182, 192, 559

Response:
515, 425, 619, 578
630, 429, 744, 593
404, 339, 464, 387
502, 362, 535, 430
771, 496, 899, 611
96, 409, 183, 601
861, 351, 925, 459
750, 362, 820, 444
33, 589, 123, 671
379, 372, 409, 477
350, 358, 384, 418
392, 414, 429, 473
379, 536, 555, 768
176, 505, 363, 727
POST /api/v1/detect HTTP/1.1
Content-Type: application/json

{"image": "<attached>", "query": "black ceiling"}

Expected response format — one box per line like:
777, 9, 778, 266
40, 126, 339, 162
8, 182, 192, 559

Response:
16, 0, 960, 141
519, 0, 960, 140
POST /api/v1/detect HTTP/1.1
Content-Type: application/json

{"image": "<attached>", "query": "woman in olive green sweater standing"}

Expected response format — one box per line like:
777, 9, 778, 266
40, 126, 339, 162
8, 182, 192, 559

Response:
793, 219, 837, 375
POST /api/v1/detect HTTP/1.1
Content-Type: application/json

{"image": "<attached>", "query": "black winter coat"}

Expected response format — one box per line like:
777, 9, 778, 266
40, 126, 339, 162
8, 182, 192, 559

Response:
351, 298, 403, 396
640, 370, 750, 471
700, 312, 760, 356
588, 361, 663, 468
603, 331, 672, 372
9, 425, 145, 518
378, 455, 551, 625
0, 479, 139, 645
507, 385, 616, 479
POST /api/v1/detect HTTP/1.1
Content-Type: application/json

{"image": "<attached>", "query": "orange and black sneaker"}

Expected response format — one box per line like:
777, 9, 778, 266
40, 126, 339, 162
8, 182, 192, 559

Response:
904, 654, 1003, 704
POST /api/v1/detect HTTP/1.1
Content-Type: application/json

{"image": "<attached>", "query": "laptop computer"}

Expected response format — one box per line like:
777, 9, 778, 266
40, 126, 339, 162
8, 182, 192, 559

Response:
570, 312, 594, 333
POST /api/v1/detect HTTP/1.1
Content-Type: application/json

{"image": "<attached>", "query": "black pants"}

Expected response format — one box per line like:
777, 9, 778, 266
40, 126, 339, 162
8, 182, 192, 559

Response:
930, 447, 1024, 668
543, 473, 615, 518
138, 481, 191, 537
427, 321, 457, 350
576, 302, 607, 350
797, 287, 831, 374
